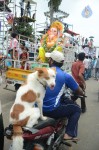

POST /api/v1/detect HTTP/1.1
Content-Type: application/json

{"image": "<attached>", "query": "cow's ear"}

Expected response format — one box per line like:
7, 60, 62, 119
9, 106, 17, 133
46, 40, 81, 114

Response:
34, 68, 45, 77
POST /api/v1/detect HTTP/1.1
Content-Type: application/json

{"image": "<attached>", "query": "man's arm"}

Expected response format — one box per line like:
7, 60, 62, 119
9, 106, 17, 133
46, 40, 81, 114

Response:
65, 74, 84, 96
79, 64, 86, 90
79, 73, 86, 89
75, 86, 85, 96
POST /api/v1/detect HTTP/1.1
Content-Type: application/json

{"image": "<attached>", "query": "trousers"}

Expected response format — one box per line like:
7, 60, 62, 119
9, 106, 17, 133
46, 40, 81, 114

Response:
43, 99, 81, 137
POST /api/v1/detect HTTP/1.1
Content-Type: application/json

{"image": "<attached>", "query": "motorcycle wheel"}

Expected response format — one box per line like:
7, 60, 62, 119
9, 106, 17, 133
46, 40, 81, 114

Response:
0, 113, 4, 150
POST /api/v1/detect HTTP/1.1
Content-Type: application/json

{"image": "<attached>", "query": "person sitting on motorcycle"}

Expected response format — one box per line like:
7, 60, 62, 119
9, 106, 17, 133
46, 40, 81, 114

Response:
43, 50, 85, 141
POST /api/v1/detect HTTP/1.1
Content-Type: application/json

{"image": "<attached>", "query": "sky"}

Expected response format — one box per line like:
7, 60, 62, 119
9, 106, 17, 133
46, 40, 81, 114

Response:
34, 0, 99, 46
1, 0, 99, 55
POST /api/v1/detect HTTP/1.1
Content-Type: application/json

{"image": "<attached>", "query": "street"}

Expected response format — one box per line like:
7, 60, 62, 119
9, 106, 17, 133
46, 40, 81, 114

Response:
0, 76, 99, 150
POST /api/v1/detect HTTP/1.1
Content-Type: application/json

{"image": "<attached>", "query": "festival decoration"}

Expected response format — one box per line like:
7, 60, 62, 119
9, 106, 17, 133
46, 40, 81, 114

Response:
0, 21, 1, 31
6, 13, 14, 25
37, 21, 64, 62
81, 5, 92, 18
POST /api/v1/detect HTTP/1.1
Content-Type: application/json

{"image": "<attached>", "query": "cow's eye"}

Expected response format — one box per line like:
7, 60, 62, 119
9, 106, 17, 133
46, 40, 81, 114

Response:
45, 77, 50, 80
52, 75, 55, 78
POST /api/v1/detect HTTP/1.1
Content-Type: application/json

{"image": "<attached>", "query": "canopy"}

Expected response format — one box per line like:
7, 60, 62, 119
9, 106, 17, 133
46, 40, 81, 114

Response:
24, 0, 37, 5
65, 29, 79, 36
89, 36, 94, 38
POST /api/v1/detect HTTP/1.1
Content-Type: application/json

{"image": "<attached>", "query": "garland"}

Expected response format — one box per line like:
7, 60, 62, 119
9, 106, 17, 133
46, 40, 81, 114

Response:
42, 35, 57, 52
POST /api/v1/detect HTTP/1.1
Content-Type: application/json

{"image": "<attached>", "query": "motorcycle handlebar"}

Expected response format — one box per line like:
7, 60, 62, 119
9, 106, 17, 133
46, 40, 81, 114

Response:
73, 95, 87, 98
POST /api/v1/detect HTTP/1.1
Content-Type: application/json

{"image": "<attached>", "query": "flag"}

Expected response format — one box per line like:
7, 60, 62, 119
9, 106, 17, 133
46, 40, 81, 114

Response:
0, 21, 1, 31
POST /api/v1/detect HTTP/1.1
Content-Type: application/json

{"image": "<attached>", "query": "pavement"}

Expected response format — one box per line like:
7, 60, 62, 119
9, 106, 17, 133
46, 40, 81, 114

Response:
0, 75, 99, 150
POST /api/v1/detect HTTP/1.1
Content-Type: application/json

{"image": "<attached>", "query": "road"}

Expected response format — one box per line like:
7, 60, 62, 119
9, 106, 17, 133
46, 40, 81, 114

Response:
0, 76, 99, 150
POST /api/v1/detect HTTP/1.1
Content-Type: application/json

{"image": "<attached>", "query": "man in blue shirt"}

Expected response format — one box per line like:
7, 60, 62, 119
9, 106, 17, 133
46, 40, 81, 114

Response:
43, 50, 84, 141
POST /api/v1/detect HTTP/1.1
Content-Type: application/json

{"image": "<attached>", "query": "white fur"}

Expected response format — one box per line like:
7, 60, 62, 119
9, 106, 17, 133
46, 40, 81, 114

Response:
12, 136, 23, 150
10, 68, 56, 150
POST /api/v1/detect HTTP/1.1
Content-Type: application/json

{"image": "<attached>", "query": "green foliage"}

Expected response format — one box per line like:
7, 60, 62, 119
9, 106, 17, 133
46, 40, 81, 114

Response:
48, 0, 62, 12
14, 22, 34, 37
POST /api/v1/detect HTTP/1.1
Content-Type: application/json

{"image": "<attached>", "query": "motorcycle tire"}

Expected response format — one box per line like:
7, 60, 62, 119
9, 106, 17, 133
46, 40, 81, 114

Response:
0, 113, 4, 150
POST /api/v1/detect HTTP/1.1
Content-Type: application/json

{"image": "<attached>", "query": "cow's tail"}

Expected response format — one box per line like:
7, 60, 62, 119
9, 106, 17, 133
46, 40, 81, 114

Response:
12, 125, 23, 150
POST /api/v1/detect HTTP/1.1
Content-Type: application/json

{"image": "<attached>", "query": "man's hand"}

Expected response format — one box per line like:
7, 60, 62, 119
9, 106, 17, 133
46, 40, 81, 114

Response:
75, 86, 85, 96
82, 82, 86, 91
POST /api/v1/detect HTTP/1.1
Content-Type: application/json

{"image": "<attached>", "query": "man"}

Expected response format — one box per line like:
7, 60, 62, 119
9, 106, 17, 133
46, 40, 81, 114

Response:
43, 50, 84, 141
71, 52, 86, 113
83, 55, 89, 80
95, 56, 99, 80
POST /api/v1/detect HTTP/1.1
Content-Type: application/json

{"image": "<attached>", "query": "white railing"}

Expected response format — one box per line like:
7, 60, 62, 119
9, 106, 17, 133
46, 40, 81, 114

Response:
5, 59, 49, 70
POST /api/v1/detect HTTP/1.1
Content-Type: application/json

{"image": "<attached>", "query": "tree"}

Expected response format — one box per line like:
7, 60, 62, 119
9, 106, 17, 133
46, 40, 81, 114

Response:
48, 0, 62, 23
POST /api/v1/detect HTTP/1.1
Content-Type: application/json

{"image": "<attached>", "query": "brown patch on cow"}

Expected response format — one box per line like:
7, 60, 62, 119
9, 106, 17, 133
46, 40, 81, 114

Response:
13, 125, 23, 136
21, 90, 37, 102
14, 116, 30, 127
11, 104, 24, 120
36, 68, 49, 79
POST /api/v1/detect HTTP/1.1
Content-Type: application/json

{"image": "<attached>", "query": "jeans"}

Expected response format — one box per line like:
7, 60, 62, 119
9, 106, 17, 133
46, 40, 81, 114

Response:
43, 99, 81, 137
84, 68, 89, 80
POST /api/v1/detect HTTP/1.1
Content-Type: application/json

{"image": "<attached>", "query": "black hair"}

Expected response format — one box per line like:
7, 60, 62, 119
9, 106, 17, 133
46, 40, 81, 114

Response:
52, 59, 64, 68
89, 56, 92, 59
85, 55, 88, 59
21, 42, 25, 47
25, 47, 29, 51
78, 52, 85, 61
11, 32, 18, 38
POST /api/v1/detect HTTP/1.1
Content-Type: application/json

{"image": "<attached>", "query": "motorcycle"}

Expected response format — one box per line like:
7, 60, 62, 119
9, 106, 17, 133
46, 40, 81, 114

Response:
5, 117, 74, 150
5, 93, 86, 150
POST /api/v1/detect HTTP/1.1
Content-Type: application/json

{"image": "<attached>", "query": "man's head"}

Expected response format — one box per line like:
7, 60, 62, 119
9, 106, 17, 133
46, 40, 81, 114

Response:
78, 52, 85, 61
45, 50, 64, 67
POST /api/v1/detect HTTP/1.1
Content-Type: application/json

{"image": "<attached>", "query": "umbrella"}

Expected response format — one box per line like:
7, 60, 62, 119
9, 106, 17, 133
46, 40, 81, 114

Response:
89, 36, 94, 38
24, 0, 37, 4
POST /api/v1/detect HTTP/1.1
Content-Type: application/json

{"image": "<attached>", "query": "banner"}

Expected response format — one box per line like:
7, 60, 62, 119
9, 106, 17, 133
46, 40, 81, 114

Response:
0, 21, 1, 31
81, 5, 93, 18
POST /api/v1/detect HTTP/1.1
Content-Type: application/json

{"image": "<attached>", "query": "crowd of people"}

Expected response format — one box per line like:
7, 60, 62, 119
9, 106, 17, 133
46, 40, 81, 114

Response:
83, 55, 99, 81
7, 33, 30, 69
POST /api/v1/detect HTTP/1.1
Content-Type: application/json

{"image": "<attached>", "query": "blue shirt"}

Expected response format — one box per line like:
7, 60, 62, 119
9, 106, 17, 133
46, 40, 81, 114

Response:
43, 67, 79, 112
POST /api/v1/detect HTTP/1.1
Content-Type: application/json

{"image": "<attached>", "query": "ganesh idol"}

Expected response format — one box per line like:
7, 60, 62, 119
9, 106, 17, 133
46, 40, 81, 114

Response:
37, 21, 64, 63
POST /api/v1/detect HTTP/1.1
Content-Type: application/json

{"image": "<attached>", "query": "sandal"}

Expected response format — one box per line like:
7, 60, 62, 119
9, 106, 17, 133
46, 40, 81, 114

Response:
63, 137, 79, 144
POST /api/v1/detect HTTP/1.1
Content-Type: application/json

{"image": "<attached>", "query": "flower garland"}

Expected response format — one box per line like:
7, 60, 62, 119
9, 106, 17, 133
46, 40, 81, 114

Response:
42, 34, 57, 52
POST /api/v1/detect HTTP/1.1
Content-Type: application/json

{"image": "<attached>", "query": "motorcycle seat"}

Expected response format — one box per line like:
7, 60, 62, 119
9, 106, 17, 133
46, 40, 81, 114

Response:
34, 118, 57, 129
